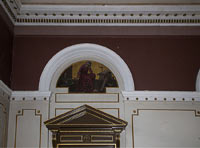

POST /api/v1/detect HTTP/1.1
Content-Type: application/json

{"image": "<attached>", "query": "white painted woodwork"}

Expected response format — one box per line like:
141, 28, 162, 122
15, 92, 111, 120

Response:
0, 81, 11, 148
1, 0, 200, 26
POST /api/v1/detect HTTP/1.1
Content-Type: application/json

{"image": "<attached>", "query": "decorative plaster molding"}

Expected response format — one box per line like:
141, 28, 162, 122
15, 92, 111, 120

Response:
196, 69, 200, 92
39, 43, 134, 92
122, 91, 200, 101
0, 80, 12, 96
11, 91, 52, 101
9, 90, 200, 102
1, 0, 200, 26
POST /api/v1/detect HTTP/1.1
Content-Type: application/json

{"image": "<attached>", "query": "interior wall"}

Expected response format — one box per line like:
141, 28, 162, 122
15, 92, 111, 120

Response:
12, 35, 200, 91
124, 101, 200, 148
0, 94, 9, 148
7, 99, 49, 148
7, 91, 200, 148
0, 14, 13, 87
0, 81, 11, 148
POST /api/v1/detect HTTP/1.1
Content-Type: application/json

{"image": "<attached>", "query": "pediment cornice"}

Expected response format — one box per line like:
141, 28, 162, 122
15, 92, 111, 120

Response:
44, 105, 127, 130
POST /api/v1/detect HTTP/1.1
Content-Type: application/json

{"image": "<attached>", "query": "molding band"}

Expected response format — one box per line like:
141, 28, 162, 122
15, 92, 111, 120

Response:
1, 0, 200, 26
122, 91, 200, 101
15, 18, 200, 26
0, 80, 12, 96
11, 91, 52, 101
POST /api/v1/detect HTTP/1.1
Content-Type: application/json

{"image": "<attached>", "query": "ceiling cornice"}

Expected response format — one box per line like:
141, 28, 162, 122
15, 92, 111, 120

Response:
1, 0, 200, 26
0, 5, 14, 32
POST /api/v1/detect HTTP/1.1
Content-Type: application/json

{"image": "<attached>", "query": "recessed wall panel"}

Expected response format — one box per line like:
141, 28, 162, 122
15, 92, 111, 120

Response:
133, 110, 200, 148
15, 110, 41, 148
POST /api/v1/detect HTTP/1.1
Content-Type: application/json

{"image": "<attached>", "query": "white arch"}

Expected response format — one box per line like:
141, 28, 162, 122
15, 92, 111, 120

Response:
196, 69, 200, 91
39, 43, 134, 91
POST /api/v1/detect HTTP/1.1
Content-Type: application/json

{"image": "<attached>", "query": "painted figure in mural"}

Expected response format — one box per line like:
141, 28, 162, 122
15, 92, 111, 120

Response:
77, 61, 96, 92
57, 61, 118, 93
98, 69, 117, 92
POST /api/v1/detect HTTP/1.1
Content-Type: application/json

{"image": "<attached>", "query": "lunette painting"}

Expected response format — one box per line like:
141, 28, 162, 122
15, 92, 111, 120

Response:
56, 61, 118, 93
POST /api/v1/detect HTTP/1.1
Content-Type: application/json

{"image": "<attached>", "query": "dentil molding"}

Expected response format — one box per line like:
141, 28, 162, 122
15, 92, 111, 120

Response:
122, 91, 200, 101
1, 0, 200, 26
1, 80, 200, 102
11, 91, 52, 101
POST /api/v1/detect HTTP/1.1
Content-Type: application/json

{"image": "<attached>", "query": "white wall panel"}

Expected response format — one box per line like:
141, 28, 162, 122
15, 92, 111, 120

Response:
0, 103, 7, 148
124, 101, 200, 148
55, 93, 119, 103
134, 110, 200, 147
15, 110, 41, 147
55, 108, 119, 118
7, 100, 49, 148
0, 81, 11, 148
6, 90, 200, 148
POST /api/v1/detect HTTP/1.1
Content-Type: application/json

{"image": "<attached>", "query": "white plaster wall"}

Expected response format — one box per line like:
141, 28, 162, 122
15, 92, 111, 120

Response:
0, 97, 9, 148
6, 91, 200, 148
48, 88, 126, 148
0, 81, 11, 148
125, 101, 200, 148
7, 93, 50, 148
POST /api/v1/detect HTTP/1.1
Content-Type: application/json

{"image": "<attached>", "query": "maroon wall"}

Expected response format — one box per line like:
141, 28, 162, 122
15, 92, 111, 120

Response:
0, 15, 13, 87
12, 35, 200, 91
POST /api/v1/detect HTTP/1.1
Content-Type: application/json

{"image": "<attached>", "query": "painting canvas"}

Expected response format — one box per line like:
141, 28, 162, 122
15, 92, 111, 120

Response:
56, 61, 118, 93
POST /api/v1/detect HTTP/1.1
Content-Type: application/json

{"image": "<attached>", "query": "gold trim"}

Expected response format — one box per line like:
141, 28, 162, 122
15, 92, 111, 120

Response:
91, 135, 113, 142
60, 130, 114, 133
55, 108, 73, 117
56, 143, 116, 148
131, 109, 200, 148
45, 105, 85, 124
52, 124, 122, 126
58, 112, 112, 125
55, 93, 119, 103
84, 106, 125, 125
60, 135, 83, 142
0, 103, 7, 148
55, 108, 120, 118
14, 109, 42, 148
45, 105, 125, 126
55, 86, 119, 93
98, 108, 120, 118
53, 110, 123, 125
0, 102, 6, 113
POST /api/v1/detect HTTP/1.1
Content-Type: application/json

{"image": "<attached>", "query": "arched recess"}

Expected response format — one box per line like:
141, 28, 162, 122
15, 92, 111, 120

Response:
196, 69, 200, 91
39, 43, 134, 92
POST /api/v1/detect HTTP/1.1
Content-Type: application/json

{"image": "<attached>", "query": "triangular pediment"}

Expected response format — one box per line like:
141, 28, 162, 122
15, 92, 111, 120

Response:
61, 112, 112, 125
44, 105, 127, 129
